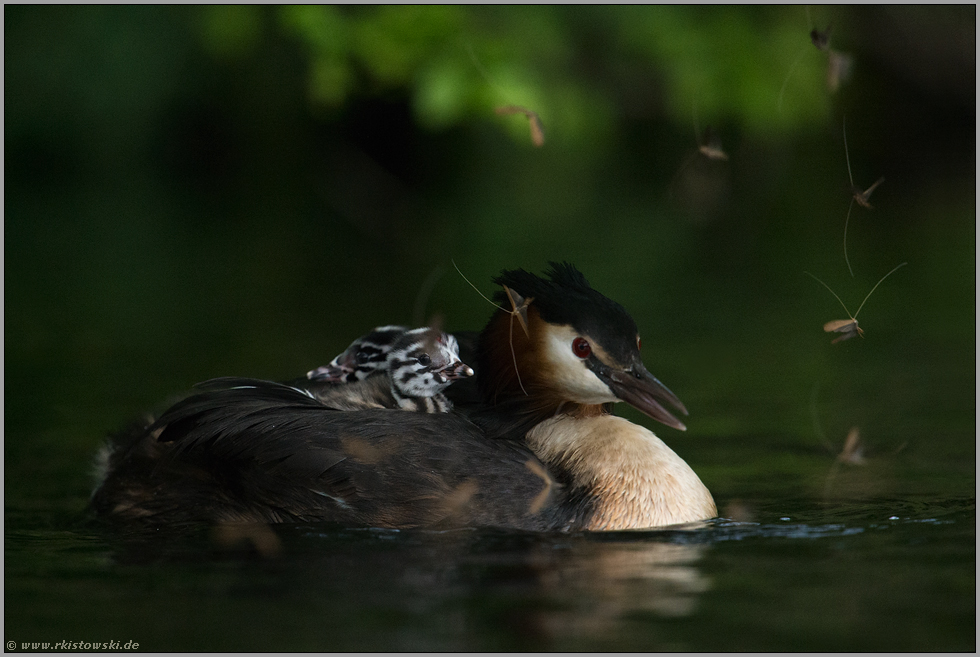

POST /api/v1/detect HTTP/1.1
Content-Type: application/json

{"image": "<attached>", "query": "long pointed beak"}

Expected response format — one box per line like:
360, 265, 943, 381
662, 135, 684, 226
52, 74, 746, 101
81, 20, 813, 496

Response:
598, 363, 689, 431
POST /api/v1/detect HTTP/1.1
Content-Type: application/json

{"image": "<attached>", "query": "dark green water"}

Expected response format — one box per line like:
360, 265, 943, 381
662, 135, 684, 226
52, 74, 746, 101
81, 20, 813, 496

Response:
5, 304, 975, 650
5, 467, 975, 651
5, 5, 975, 652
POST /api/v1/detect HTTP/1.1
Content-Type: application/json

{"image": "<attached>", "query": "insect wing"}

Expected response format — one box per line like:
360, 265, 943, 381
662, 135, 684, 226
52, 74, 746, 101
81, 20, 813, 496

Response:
838, 426, 867, 465
856, 176, 885, 208
698, 144, 729, 161
527, 113, 545, 147
823, 318, 863, 343
810, 25, 832, 51
697, 125, 729, 161
495, 105, 545, 147
823, 319, 856, 333
503, 285, 533, 338
827, 49, 853, 92
495, 105, 527, 117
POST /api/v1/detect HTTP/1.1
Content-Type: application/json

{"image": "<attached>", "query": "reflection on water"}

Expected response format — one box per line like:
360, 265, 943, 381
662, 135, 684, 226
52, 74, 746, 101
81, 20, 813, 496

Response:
74, 519, 717, 645
5, 495, 973, 652
526, 538, 711, 642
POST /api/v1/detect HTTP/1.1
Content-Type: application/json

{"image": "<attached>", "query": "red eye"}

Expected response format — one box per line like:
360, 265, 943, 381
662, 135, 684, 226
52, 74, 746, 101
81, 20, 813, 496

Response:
637, 336, 642, 351
572, 337, 592, 359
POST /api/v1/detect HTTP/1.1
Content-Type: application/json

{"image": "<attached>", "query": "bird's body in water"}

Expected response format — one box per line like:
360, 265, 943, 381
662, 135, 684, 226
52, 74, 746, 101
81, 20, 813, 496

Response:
91, 263, 716, 531
303, 326, 474, 413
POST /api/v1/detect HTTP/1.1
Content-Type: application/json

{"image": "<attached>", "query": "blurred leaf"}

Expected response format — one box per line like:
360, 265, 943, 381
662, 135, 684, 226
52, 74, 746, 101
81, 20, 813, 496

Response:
279, 4, 347, 56
351, 5, 462, 86
270, 5, 839, 146
414, 56, 471, 128
198, 5, 263, 60
308, 56, 352, 108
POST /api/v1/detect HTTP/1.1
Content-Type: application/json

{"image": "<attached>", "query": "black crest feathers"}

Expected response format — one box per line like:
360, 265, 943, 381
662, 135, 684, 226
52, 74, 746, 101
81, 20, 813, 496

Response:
492, 262, 639, 363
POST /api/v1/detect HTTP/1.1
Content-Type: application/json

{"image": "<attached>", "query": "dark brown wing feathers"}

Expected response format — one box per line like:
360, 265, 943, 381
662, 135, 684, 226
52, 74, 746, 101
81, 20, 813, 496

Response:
94, 379, 593, 531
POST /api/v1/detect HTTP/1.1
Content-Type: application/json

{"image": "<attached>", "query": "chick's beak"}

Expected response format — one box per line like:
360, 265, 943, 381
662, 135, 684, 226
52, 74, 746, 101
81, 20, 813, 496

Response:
444, 361, 475, 381
307, 352, 356, 382
596, 362, 689, 431
307, 364, 351, 382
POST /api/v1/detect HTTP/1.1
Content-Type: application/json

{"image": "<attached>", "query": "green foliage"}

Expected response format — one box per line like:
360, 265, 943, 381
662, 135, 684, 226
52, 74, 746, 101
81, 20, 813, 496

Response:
5, 4, 973, 466
198, 5, 264, 60
264, 5, 832, 143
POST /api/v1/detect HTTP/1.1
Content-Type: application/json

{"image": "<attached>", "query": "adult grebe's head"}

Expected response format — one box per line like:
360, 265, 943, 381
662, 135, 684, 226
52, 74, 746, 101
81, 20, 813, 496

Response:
478, 262, 688, 430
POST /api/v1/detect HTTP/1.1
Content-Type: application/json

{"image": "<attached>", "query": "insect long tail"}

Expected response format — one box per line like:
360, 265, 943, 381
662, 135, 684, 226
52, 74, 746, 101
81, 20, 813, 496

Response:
464, 42, 509, 101
509, 312, 528, 397
809, 380, 835, 454
852, 262, 907, 319
452, 260, 529, 396
777, 49, 806, 113
452, 260, 508, 313
692, 100, 702, 146
804, 270, 853, 318
843, 198, 856, 277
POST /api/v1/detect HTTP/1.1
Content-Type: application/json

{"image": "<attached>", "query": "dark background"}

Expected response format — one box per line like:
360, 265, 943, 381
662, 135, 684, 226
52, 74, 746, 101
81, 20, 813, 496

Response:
6, 2, 974, 509
4, 7, 975, 649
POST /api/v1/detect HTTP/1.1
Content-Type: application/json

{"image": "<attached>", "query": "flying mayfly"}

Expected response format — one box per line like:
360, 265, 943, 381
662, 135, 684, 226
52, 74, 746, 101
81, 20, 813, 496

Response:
842, 117, 886, 277
805, 262, 908, 344
777, 11, 853, 111
495, 105, 545, 147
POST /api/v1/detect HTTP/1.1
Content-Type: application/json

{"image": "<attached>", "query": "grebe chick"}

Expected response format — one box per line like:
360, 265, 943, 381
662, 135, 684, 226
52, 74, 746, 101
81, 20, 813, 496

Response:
307, 327, 474, 413
307, 325, 408, 383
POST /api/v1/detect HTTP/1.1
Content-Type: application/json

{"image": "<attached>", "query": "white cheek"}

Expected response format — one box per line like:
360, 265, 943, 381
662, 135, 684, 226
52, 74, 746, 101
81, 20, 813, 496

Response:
541, 330, 619, 404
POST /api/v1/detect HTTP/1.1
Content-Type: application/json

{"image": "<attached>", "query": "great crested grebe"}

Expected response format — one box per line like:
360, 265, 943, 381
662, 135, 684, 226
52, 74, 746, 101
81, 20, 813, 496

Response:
302, 326, 474, 412
91, 263, 716, 531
